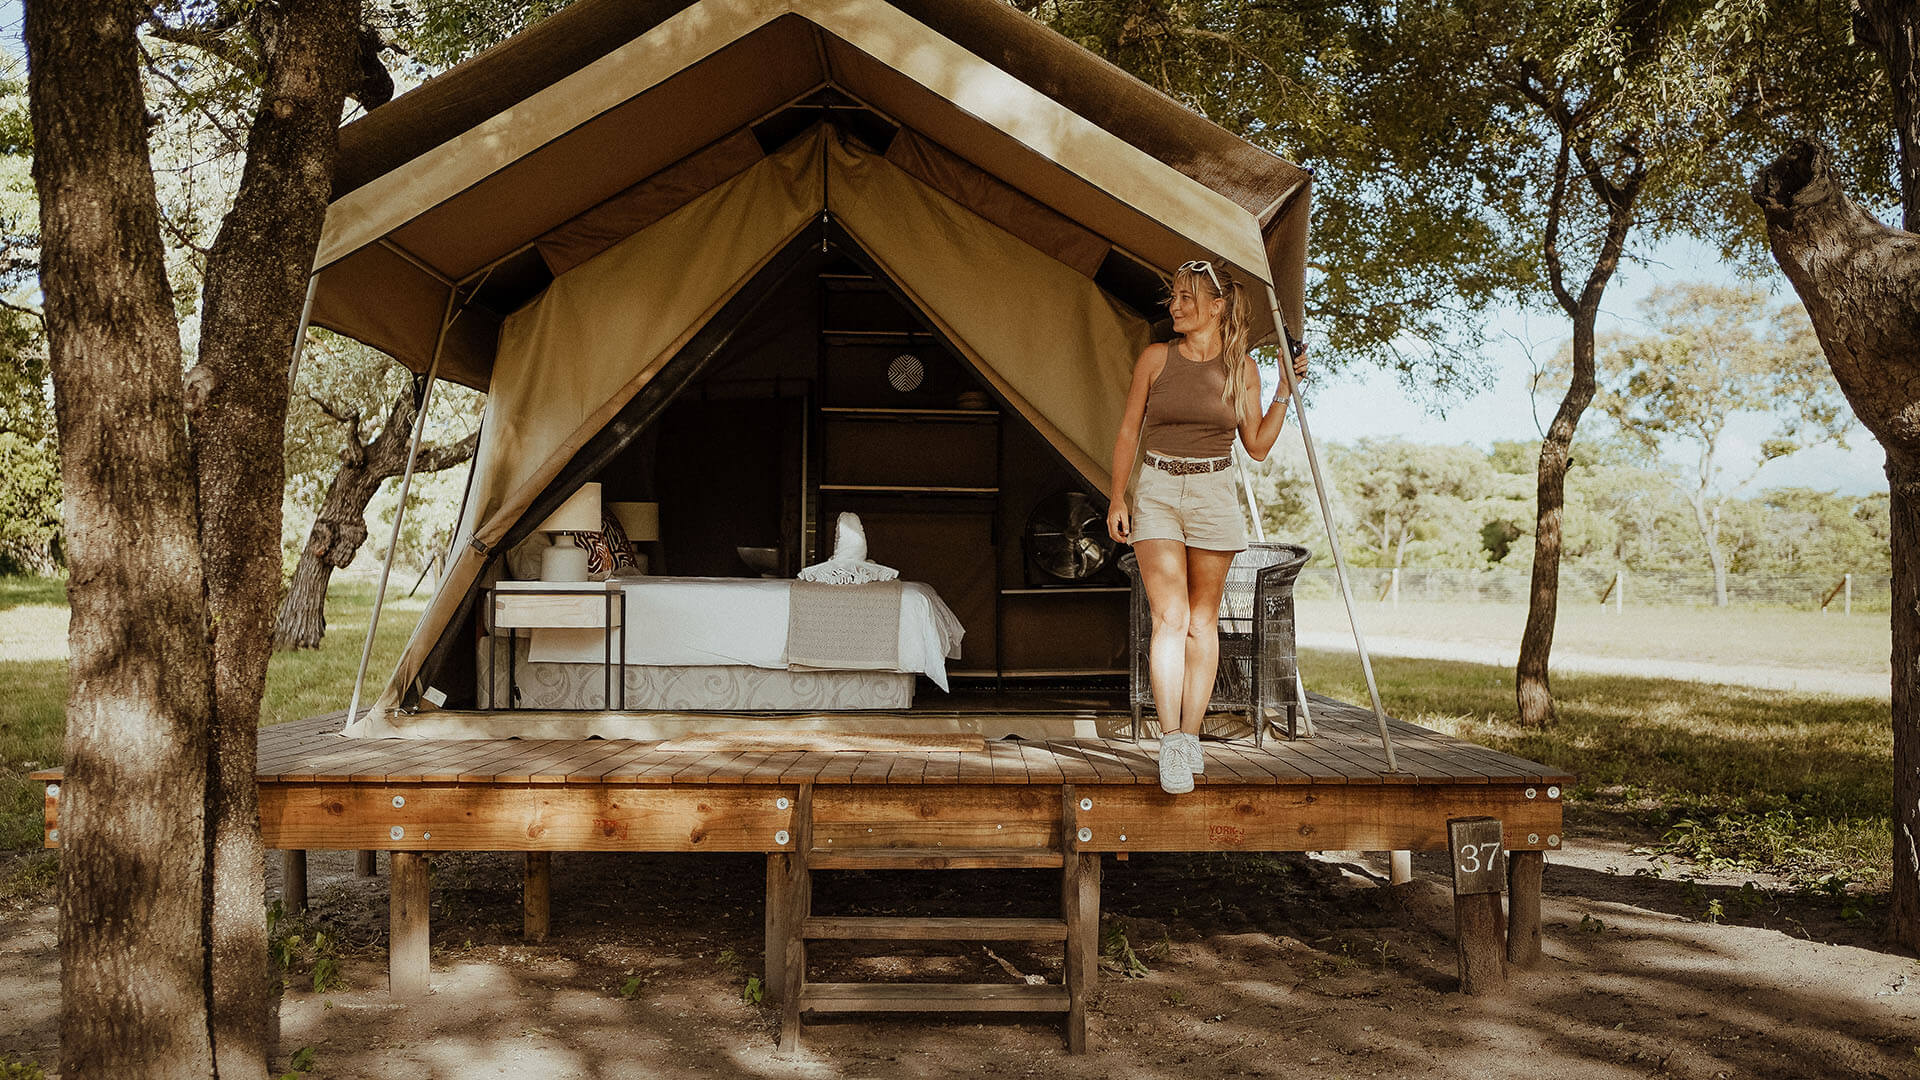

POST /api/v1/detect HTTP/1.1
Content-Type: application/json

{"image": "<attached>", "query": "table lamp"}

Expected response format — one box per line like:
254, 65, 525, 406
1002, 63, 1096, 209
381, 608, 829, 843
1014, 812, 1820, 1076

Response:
538, 482, 601, 581
608, 501, 659, 574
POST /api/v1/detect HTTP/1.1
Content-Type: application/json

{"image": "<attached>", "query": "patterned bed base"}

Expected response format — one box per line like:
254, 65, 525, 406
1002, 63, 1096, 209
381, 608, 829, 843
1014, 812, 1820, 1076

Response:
476, 635, 916, 711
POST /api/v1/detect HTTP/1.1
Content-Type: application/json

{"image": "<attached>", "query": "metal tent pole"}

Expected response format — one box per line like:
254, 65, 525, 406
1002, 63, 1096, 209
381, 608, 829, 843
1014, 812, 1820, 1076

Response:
1233, 443, 1266, 543
347, 288, 459, 723
286, 275, 318, 388
1260, 284, 1399, 771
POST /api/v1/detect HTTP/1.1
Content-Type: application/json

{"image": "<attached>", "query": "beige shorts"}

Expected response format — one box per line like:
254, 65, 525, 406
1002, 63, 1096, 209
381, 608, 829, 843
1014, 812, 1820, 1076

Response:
1130, 455, 1248, 552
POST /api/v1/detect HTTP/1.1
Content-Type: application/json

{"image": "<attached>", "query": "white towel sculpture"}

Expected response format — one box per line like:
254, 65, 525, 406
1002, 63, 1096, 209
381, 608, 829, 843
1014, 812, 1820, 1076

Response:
798, 512, 901, 585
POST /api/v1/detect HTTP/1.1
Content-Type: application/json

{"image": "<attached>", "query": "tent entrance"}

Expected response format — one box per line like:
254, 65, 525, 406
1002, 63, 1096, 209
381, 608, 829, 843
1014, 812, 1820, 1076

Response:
415, 216, 1133, 715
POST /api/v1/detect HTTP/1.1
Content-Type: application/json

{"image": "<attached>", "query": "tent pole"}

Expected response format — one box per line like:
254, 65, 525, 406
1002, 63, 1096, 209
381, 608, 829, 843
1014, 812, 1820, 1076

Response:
1260, 283, 1398, 771
1233, 444, 1265, 543
347, 288, 459, 724
285, 274, 318, 389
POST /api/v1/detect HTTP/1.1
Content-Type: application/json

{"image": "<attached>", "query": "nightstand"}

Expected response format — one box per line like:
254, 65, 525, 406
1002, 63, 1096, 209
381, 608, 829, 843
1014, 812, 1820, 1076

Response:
485, 581, 627, 710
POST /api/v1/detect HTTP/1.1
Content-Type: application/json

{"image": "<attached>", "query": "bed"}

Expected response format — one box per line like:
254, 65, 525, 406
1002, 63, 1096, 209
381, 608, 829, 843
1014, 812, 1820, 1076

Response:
476, 576, 965, 711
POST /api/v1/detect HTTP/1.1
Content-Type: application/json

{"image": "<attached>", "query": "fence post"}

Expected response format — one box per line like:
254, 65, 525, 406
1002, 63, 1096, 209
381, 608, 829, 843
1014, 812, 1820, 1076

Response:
1615, 569, 1624, 615
1390, 567, 1401, 608
1845, 573, 1852, 616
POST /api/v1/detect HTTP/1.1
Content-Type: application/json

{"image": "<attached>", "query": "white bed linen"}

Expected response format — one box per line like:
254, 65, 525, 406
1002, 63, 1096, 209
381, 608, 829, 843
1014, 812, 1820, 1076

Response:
525, 577, 965, 690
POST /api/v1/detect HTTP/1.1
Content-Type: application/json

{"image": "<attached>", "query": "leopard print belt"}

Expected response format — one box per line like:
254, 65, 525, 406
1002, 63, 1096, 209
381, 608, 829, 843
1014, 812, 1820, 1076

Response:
1145, 452, 1232, 476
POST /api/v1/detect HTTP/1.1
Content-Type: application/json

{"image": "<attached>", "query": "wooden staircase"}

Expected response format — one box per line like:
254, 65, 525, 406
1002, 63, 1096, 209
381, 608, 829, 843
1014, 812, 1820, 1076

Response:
767, 784, 1102, 1054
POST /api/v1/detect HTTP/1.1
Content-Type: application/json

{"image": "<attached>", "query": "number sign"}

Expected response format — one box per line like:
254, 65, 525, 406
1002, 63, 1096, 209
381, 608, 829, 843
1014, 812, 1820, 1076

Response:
1448, 816, 1506, 896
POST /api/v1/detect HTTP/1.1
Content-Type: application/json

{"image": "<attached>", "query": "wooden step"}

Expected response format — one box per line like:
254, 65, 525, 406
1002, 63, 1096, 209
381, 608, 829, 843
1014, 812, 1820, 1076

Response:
809, 847, 1064, 870
801, 982, 1070, 1014
801, 916, 1069, 942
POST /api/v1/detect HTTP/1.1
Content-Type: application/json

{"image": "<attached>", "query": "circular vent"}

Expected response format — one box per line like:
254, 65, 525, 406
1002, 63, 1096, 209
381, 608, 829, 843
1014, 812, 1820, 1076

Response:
887, 353, 925, 392
1024, 491, 1115, 583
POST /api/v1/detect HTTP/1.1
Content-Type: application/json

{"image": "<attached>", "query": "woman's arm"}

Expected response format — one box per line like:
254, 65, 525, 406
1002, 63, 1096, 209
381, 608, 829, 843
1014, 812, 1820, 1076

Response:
1107, 343, 1164, 543
1237, 348, 1309, 461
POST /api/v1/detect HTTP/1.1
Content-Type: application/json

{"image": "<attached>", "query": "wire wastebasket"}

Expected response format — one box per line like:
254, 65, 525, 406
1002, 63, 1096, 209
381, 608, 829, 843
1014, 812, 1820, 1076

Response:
1119, 542, 1310, 747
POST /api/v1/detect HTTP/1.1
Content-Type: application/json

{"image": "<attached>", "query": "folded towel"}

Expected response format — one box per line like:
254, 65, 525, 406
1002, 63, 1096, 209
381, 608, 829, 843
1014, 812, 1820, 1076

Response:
787, 580, 904, 670
798, 512, 900, 584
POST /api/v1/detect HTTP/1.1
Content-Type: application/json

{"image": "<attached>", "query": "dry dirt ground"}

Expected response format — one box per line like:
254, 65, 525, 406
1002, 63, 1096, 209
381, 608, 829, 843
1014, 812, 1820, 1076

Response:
4, 820, 1917, 1080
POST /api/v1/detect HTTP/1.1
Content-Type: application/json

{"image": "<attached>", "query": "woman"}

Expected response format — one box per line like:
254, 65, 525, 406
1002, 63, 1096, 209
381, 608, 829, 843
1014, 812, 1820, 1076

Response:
1107, 259, 1307, 794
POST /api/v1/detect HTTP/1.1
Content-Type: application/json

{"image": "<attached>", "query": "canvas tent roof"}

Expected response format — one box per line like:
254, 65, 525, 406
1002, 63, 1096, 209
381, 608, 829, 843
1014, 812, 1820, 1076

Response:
320, 0, 1316, 732
310, 0, 1313, 391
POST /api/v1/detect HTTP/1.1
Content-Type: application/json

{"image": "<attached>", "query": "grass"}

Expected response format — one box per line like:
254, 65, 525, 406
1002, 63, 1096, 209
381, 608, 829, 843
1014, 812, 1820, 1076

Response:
0, 574, 1895, 894
0, 578, 427, 855
1301, 646, 1893, 890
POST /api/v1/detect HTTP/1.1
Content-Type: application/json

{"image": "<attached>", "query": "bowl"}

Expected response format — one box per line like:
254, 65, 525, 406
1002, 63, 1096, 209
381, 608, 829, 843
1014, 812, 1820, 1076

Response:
737, 545, 781, 575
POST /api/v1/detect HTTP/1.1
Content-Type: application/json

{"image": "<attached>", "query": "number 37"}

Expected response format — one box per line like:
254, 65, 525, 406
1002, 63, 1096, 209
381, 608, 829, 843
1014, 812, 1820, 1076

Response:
1457, 842, 1502, 875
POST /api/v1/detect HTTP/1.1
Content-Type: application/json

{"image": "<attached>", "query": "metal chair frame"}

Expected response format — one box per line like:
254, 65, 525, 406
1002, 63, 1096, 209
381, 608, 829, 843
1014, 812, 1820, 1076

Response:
1119, 542, 1311, 748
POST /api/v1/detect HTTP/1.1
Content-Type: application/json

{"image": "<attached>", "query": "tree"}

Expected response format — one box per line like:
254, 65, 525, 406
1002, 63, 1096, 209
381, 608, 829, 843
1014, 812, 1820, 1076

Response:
26, 2, 385, 1073
1328, 438, 1508, 568
1749, 1, 1920, 946
1588, 283, 1850, 605
275, 336, 478, 650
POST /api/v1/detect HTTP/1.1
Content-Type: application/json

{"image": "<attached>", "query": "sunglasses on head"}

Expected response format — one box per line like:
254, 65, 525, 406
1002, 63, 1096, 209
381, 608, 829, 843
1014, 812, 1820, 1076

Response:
1177, 259, 1224, 295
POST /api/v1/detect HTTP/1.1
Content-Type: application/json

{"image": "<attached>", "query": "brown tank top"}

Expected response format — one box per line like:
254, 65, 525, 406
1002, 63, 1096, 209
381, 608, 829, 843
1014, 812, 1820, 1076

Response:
1141, 340, 1237, 457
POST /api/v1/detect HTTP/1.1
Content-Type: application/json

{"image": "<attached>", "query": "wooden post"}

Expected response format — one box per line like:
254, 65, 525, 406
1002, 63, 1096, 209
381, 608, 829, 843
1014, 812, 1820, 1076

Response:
1447, 817, 1507, 995
356, 849, 378, 877
389, 851, 431, 999
1061, 785, 1100, 1055
1845, 572, 1852, 615
281, 850, 308, 914
766, 853, 790, 1004
778, 784, 812, 1056
1388, 850, 1412, 886
523, 852, 551, 943
1506, 850, 1544, 968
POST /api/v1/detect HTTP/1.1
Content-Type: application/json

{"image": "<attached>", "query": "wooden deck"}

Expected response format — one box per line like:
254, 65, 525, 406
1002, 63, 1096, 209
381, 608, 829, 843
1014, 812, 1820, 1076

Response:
32, 698, 1570, 1053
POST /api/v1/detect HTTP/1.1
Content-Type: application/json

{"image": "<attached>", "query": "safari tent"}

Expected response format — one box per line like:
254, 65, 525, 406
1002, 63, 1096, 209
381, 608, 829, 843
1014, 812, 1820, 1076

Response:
310, 0, 1316, 737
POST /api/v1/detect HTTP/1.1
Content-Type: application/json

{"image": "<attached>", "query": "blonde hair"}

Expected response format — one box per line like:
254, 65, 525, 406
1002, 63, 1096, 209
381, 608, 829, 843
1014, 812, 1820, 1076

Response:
1170, 262, 1253, 422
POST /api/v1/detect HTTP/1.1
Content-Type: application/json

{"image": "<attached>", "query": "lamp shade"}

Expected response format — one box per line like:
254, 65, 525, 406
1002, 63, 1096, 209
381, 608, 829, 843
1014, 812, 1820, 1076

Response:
538, 482, 601, 533
608, 501, 659, 542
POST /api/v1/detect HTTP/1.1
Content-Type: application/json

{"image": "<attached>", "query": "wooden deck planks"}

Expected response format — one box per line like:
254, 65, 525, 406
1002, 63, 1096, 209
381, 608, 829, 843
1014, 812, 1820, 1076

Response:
233, 711, 1566, 790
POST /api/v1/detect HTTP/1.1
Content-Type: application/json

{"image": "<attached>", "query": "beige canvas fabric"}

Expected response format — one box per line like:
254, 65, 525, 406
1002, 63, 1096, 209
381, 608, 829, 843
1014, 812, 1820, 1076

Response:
352, 126, 1165, 731
309, 0, 1297, 389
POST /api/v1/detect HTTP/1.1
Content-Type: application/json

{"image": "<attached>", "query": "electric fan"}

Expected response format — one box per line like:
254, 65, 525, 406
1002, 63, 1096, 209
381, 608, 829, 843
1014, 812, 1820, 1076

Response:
1023, 491, 1115, 583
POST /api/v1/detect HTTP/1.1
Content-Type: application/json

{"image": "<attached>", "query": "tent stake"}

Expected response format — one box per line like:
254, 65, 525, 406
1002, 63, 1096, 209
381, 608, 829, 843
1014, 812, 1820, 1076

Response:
347, 288, 458, 724
1260, 283, 1398, 771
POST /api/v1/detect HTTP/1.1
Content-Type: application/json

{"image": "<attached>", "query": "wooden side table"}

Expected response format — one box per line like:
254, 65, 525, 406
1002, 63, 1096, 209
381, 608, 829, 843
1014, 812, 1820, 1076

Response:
486, 582, 627, 710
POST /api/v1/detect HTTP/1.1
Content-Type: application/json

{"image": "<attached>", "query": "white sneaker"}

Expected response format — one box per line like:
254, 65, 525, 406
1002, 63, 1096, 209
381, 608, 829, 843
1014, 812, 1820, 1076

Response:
1184, 732, 1206, 775
1157, 734, 1193, 794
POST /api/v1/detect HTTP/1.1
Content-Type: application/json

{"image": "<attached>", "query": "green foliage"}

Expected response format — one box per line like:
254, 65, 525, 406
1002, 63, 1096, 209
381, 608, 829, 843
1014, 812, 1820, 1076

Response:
1100, 923, 1157, 978
0, 1054, 46, 1080
619, 974, 643, 999
268, 899, 343, 994
742, 975, 766, 1006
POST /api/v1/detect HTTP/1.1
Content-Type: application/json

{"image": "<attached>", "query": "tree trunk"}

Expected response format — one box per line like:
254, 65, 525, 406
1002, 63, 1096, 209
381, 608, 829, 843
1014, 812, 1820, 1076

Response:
1515, 306, 1597, 727
1753, 138, 1920, 947
1690, 494, 1730, 607
274, 392, 477, 650
187, 3, 364, 1070
25, 1, 218, 1073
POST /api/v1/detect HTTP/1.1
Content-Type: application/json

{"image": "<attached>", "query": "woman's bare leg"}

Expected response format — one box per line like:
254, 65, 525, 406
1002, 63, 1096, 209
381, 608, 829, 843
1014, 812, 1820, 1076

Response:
1133, 539, 1190, 736
1180, 548, 1235, 736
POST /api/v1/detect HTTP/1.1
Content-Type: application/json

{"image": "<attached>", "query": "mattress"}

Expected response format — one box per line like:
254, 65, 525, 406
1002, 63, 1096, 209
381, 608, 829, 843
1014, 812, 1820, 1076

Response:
478, 635, 916, 711
521, 576, 964, 690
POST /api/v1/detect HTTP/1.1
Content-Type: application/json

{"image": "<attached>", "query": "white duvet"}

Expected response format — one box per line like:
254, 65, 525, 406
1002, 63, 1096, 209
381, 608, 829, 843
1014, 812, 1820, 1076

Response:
525, 577, 966, 691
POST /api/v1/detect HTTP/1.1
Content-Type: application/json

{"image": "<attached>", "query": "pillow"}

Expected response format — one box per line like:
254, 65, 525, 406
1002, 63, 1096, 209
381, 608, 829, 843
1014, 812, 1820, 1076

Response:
575, 509, 637, 578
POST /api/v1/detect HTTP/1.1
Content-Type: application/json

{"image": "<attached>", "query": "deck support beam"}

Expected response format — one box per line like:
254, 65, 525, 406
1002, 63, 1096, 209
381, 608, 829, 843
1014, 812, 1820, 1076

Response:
1389, 850, 1413, 886
281, 849, 308, 914
777, 784, 813, 1056
1061, 784, 1099, 1055
356, 849, 378, 877
390, 851, 431, 999
524, 852, 551, 942
1507, 850, 1544, 967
